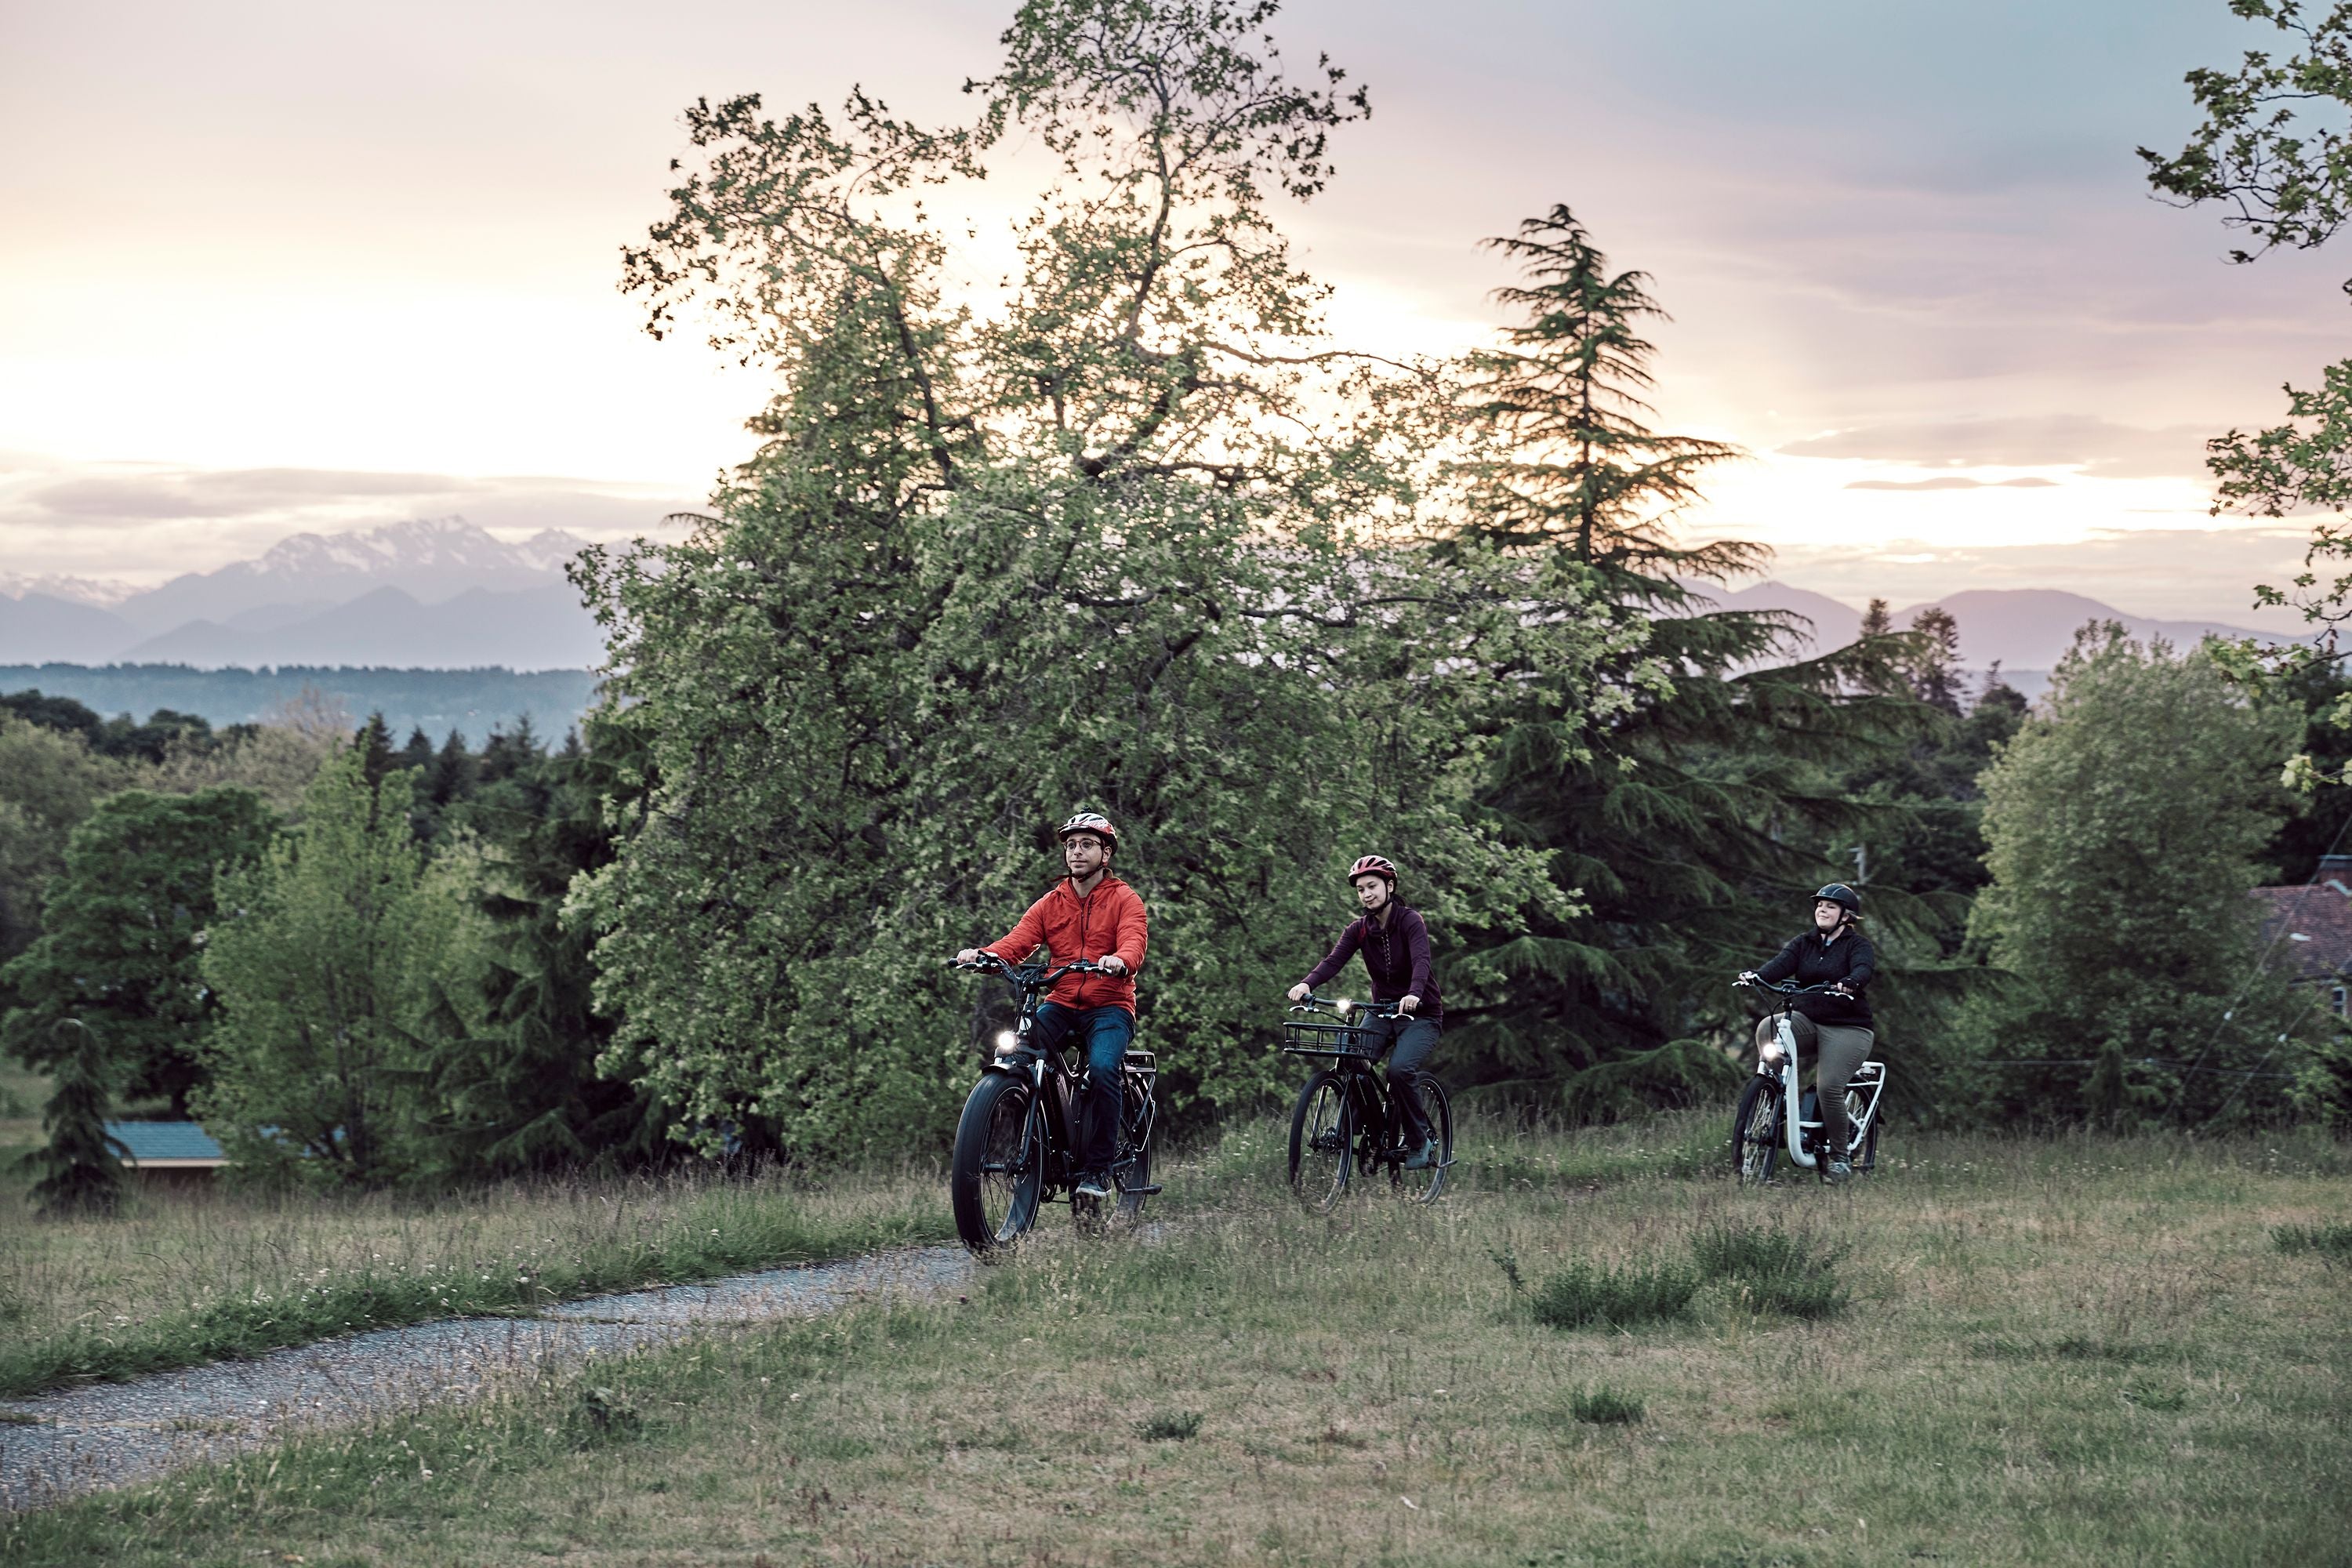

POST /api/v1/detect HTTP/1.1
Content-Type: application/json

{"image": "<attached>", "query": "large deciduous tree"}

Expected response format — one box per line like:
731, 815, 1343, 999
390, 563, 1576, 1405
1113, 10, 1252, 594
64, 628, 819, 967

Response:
1967, 627, 2307, 1124
574, 0, 1626, 1157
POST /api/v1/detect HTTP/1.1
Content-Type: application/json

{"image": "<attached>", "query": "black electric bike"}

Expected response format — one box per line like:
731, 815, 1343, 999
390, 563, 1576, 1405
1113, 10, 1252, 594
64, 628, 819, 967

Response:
1731, 976, 1886, 1185
947, 953, 1160, 1253
1283, 995, 1454, 1211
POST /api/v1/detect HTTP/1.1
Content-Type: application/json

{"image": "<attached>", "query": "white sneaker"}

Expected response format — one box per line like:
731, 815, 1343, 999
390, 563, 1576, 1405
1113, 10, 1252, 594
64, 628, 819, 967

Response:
1074, 1171, 1112, 1199
1824, 1159, 1853, 1184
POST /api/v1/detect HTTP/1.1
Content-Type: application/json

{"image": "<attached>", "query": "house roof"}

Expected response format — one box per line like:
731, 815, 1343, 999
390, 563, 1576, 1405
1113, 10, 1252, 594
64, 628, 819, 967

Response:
103, 1121, 226, 1164
2250, 883, 2352, 984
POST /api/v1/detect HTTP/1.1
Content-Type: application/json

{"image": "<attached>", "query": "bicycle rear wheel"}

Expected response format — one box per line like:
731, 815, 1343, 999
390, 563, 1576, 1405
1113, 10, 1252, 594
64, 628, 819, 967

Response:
1288, 1071, 1354, 1212
1733, 1076, 1782, 1186
1845, 1087, 1881, 1174
950, 1073, 1043, 1253
1116, 1082, 1155, 1221
1390, 1078, 1453, 1203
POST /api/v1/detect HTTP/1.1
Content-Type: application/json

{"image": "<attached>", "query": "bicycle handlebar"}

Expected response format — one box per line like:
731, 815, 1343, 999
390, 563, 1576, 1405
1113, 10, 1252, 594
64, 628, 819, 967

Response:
950, 953, 1112, 986
1734, 976, 1846, 997
1287, 993, 1403, 1020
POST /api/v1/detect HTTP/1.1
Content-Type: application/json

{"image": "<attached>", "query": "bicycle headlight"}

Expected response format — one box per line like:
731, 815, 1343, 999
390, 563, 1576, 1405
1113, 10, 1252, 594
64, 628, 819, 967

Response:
1334, 997, 1354, 1018
1759, 1040, 1786, 1066
993, 1030, 1019, 1056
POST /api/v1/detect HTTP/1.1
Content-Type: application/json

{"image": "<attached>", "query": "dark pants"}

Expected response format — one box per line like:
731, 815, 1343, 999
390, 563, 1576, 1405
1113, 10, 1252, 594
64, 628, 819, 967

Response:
1752, 1014, 1872, 1157
1030, 1002, 1134, 1172
1370, 1015, 1440, 1148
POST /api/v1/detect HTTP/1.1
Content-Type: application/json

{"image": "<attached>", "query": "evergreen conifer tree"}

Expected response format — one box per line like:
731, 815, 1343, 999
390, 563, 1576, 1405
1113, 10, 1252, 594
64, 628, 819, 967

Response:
1447, 205, 1930, 1114
27, 1018, 125, 1218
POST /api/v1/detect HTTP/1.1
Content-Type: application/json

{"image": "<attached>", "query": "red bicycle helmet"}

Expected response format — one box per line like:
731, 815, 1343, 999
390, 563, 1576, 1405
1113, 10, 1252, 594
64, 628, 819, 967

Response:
1058, 811, 1120, 855
1348, 854, 1398, 887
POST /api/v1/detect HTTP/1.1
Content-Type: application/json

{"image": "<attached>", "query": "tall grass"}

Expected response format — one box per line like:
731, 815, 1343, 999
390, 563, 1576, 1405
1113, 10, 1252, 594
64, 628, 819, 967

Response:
0, 1163, 953, 1396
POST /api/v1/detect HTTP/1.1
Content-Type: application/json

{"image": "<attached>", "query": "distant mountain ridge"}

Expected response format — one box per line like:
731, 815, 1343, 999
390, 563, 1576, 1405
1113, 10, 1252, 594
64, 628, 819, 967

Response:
0, 517, 2303, 675
110, 515, 592, 635
1682, 580, 2281, 674
0, 516, 601, 670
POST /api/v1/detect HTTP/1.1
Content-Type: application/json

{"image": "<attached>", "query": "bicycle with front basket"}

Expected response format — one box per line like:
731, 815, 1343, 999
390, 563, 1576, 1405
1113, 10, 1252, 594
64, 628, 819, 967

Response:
1731, 976, 1886, 1185
1283, 994, 1454, 1210
947, 953, 1160, 1253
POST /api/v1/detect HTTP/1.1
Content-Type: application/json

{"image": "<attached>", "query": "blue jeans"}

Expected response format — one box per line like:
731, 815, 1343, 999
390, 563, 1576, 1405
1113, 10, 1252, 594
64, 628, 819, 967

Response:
1029, 1003, 1134, 1173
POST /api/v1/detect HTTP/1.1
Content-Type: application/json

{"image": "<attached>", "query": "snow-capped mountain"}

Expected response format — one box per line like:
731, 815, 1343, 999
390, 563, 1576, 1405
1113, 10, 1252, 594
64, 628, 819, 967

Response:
0, 571, 138, 608
112, 516, 593, 634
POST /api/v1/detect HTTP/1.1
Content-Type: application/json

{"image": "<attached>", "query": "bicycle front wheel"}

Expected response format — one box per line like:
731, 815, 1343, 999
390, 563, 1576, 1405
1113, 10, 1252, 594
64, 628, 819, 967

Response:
1288, 1071, 1355, 1212
951, 1073, 1043, 1253
1733, 1076, 1782, 1186
1391, 1078, 1453, 1204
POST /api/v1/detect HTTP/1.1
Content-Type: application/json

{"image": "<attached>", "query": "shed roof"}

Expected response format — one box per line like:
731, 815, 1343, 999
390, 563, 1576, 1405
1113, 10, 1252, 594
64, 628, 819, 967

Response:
103, 1121, 226, 1164
2250, 882, 2352, 984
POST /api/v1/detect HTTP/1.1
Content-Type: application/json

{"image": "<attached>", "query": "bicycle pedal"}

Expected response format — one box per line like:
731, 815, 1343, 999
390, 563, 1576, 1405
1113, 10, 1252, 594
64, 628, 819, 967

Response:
1120, 1184, 1163, 1196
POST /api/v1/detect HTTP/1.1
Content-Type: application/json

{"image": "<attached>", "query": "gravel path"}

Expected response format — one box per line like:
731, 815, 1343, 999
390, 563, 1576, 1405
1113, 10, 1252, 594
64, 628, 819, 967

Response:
0, 1243, 972, 1512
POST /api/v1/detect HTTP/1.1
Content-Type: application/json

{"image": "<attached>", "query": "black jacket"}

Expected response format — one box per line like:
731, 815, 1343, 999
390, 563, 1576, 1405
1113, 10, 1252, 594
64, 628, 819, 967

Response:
1755, 927, 1877, 1029
1301, 904, 1443, 1025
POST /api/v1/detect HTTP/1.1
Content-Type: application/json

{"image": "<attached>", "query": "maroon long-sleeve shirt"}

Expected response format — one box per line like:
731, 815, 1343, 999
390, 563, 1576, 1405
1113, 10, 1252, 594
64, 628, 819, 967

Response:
1299, 904, 1443, 1025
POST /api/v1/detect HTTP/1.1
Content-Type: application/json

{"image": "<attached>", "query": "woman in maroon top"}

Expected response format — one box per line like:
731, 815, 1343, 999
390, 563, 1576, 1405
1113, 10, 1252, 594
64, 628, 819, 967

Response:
1287, 855, 1445, 1170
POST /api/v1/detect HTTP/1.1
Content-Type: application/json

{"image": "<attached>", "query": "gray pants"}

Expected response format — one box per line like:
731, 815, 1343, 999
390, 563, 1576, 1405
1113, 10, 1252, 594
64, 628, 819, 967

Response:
1752, 1014, 1873, 1157
1369, 1016, 1440, 1148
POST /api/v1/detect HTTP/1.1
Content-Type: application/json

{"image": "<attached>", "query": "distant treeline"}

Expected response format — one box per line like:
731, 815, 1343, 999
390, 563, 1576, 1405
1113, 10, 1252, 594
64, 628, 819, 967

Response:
0, 665, 598, 739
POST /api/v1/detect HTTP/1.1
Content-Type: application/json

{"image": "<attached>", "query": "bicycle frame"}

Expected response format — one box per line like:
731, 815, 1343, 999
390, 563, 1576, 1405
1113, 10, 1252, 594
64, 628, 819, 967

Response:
1283, 996, 1446, 1169
1751, 982, 1886, 1171
963, 955, 1155, 1195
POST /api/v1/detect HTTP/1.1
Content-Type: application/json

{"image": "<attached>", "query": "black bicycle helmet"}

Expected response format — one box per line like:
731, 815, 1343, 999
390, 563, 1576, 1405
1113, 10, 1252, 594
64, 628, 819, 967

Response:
1813, 883, 1860, 915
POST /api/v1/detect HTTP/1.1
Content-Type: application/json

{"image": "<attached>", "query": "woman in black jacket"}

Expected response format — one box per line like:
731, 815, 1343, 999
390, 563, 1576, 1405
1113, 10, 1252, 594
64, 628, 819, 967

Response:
1287, 855, 1445, 1171
1740, 883, 1876, 1182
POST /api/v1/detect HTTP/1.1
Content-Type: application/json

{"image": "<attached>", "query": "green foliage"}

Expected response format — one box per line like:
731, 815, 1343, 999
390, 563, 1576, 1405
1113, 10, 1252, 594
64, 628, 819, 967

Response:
1134, 1409, 1203, 1441
197, 747, 469, 1186
0, 713, 142, 985
2270, 1218, 2352, 1260
2138, 1, 2352, 267
24, 1020, 125, 1219
1528, 1257, 1698, 1330
0, 788, 276, 1116
1690, 1217, 1849, 1319
1968, 626, 2307, 1124
1565, 1385, 1645, 1425
413, 723, 661, 1176
579, 2, 1622, 1159
2142, 5, 2352, 779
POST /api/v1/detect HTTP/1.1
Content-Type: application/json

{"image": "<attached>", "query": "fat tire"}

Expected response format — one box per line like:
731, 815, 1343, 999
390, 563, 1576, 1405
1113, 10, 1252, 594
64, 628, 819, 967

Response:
951, 1072, 1042, 1254
1288, 1071, 1355, 1212
1733, 1076, 1783, 1186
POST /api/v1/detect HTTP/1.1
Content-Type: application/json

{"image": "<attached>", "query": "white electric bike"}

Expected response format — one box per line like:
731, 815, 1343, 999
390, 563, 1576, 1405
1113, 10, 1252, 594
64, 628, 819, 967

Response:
1731, 977, 1886, 1185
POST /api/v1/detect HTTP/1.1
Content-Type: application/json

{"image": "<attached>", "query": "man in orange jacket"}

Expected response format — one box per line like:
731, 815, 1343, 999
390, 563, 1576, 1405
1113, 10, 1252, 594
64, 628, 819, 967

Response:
955, 811, 1149, 1200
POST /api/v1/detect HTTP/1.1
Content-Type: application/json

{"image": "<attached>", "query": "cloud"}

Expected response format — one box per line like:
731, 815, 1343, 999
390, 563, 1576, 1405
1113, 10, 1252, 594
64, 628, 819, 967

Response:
1762, 526, 2312, 631
1845, 476, 2060, 492
1782, 416, 2211, 480
28, 467, 485, 521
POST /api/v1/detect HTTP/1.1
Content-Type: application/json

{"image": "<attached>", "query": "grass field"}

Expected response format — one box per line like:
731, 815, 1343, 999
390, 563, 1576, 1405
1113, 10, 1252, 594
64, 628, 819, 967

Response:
0, 1157, 956, 1396
5, 1114, 2349, 1565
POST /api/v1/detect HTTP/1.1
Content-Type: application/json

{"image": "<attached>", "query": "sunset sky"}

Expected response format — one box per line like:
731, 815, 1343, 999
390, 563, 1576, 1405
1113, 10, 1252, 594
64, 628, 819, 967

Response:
2, 0, 2342, 624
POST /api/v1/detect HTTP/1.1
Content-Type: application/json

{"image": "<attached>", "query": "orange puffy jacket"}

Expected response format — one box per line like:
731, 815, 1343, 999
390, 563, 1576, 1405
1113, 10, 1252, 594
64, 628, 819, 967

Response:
983, 874, 1150, 1014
